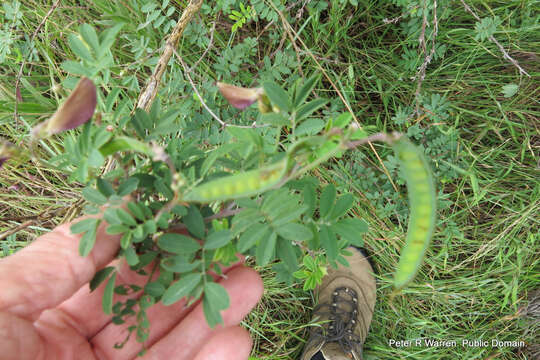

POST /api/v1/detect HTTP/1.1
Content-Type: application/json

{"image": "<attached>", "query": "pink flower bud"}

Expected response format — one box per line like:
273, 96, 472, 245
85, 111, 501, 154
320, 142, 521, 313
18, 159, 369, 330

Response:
32, 77, 97, 138
217, 82, 263, 110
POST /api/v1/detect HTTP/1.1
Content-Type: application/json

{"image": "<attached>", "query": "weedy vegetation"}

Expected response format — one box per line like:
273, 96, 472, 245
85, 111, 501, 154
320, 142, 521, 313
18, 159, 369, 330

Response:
0, 0, 538, 359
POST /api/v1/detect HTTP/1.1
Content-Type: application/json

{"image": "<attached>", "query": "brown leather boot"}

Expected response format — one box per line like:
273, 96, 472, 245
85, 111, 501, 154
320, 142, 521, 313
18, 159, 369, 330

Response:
300, 247, 376, 360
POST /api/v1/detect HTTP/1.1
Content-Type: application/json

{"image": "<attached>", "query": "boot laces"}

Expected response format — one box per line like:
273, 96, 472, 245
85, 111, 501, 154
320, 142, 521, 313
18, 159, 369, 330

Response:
311, 286, 367, 357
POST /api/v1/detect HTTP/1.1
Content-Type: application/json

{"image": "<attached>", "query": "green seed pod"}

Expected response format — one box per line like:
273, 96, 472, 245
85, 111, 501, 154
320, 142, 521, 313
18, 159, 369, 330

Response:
184, 158, 289, 203
392, 137, 436, 289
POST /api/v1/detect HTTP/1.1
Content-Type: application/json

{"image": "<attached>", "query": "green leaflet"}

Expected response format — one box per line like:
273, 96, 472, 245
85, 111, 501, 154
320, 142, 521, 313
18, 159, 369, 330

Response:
392, 137, 437, 289
183, 158, 289, 203
99, 136, 154, 157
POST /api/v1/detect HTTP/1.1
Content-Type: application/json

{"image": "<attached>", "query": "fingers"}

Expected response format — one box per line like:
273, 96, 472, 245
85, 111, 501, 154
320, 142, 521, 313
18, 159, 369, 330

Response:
193, 326, 252, 360
0, 312, 42, 360
91, 263, 257, 360
60, 253, 245, 340
139, 266, 263, 360
55, 258, 155, 338
0, 309, 98, 360
0, 218, 121, 321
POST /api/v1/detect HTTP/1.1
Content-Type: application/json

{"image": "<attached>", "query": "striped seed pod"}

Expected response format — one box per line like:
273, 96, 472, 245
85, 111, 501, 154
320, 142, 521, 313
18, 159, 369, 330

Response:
392, 137, 436, 289
183, 158, 288, 203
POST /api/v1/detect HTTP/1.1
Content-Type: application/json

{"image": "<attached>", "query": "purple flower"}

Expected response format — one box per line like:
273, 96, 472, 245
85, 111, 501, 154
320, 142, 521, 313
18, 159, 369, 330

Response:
32, 77, 97, 138
217, 82, 264, 110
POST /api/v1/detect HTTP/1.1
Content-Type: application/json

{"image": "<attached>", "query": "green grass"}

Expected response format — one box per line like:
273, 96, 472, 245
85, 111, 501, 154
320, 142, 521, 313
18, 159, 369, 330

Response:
1, 0, 539, 359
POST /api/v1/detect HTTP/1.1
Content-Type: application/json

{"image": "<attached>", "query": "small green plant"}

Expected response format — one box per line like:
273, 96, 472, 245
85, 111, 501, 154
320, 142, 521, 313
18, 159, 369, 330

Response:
229, 3, 256, 32
474, 16, 502, 41
1, 15, 438, 353
3, 72, 437, 349
0, 1, 23, 64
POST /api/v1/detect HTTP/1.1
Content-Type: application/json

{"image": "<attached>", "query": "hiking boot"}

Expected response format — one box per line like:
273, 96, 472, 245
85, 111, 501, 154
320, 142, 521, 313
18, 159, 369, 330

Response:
300, 247, 376, 360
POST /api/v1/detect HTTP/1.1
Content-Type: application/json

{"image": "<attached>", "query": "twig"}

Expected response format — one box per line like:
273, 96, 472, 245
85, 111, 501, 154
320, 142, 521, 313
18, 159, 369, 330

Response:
459, 0, 530, 77
383, 4, 419, 24
174, 50, 224, 127
414, 0, 438, 114
173, 48, 268, 129
14, 0, 61, 123
418, 0, 428, 54
0, 199, 84, 241
188, 19, 217, 72
0, 221, 34, 241
345, 133, 396, 149
136, 0, 204, 111
293, 0, 310, 20
273, 3, 304, 78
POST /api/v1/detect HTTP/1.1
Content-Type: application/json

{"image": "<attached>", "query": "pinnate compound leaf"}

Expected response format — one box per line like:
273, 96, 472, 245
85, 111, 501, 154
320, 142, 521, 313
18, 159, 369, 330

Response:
117, 177, 139, 196
202, 281, 230, 328
331, 218, 368, 247
204, 230, 233, 250
204, 282, 230, 310
144, 281, 166, 297
79, 24, 100, 56
161, 256, 201, 273
71, 218, 99, 234
162, 273, 202, 306
157, 233, 201, 254
116, 208, 137, 226
276, 223, 313, 242
296, 98, 327, 121
262, 81, 290, 112
102, 272, 117, 314
82, 187, 108, 205
237, 223, 270, 252
328, 193, 354, 220
319, 225, 338, 261
106, 224, 129, 235
203, 294, 222, 328
256, 231, 277, 266
90, 266, 115, 291
501, 83, 518, 98
184, 206, 205, 238
294, 74, 319, 108
319, 184, 336, 219
98, 23, 124, 57
79, 220, 100, 257
68, 34, 94, 62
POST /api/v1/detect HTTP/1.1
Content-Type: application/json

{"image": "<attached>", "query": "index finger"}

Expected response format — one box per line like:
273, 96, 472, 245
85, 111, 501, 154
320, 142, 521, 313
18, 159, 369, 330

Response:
0, 218, 121, 321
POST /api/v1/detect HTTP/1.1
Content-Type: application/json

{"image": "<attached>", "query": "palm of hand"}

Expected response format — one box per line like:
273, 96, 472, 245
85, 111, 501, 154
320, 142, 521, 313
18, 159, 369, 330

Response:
0, 221, 262, 360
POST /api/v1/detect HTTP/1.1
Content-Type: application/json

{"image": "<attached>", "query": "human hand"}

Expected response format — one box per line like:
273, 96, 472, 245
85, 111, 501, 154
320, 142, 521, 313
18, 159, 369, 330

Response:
0, 218, 263, 360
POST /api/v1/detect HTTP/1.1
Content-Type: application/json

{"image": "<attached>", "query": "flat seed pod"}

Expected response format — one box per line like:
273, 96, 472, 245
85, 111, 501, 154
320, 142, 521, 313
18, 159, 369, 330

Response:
184, 158, 288, 203
217, 82, 263, 110
32, 77, 97, 138
392, 137, 436, 289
